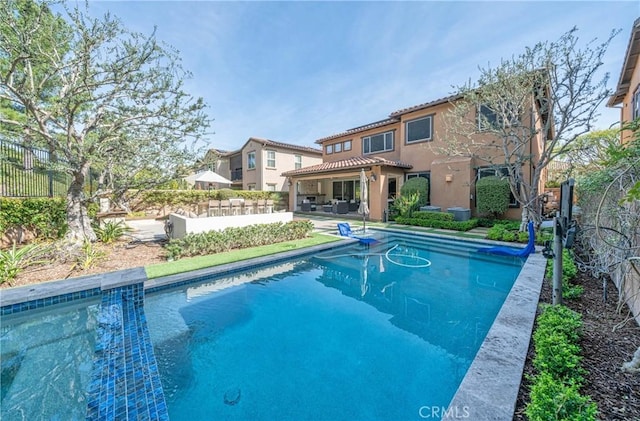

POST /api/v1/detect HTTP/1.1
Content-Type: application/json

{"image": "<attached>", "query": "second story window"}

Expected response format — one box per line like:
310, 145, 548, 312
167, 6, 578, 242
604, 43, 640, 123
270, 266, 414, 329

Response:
334, 143, 342, 153
294, 155, 302, 169
406, 115, 433, 143
247, 151, 256, 170
363, 131, 393, 154
326, 144, 333, 154
344, 140, 352, 151
478, 104, 498, 130
267, 150, 276, 168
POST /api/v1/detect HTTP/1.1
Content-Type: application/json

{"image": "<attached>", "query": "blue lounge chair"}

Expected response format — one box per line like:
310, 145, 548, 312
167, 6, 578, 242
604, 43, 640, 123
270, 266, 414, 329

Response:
337, 223, 377, 245
477, 221, 536, 257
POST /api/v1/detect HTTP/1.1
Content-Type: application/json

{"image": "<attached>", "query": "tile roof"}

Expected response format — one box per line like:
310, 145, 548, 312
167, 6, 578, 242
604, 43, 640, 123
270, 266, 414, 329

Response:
282, 155, 412, 177
388, 93, 462, 117
608, 17, 640, 107
314, 94, 463, 144
315, 118, 399, 144
249, 137, 323, 154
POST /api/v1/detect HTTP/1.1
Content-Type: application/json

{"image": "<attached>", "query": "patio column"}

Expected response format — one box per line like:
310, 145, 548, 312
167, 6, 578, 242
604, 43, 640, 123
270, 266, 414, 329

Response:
369, 166, 384, 221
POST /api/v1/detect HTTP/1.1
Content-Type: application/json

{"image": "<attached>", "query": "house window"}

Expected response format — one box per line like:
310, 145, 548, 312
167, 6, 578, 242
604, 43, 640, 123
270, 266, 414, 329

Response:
477, 104, 498, 130
633, 85, 640, 120
405, 172, 431, 204
266, 150, 276, 168
248, 183, 256, 191
294, 155, 302, 169
343, 140, 352, 151
326, 144, 333, 154
477, 166, 518, 207
266, 183, 277, 192
406, 115, 433, 143
363, 131, 393, 154
334, 142, 342, 153
247, 151, 256, 170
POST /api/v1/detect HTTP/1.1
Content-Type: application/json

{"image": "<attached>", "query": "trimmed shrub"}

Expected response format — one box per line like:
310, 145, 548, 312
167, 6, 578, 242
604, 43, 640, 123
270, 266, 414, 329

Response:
394, 216, 479, 231
526, 372, 597, 421
546, 249, 583, 299
411, 211, 454, 221
400, 177, 429, 208
165, 220, 314, 260
476, 175, 510, 217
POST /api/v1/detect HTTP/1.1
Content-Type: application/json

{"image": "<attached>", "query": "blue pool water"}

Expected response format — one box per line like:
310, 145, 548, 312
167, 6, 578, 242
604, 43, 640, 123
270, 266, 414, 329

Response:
145, 232, 524, 420
0, 230, 525, 420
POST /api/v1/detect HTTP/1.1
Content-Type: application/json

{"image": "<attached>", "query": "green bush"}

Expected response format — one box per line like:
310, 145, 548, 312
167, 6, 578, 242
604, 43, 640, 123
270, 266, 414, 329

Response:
476, 175, 511, 217
0, 242, 50, 283
486, 221, 531, 243
165, 220, 314, 260
0, 198, 68, 240
394, 216, 479, 231
132, 189, 284, 210
400, 177, 429, 208
546, 249, 583, 299
526, 304, 596, 421
94, 221, 133, 244
411, 211, 454, 221
526, 372, 597, 421
393, 192, 420, 218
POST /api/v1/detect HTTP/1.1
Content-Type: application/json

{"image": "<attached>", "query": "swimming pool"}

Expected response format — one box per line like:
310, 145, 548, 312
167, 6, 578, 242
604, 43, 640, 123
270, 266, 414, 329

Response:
0, 229, 534, 420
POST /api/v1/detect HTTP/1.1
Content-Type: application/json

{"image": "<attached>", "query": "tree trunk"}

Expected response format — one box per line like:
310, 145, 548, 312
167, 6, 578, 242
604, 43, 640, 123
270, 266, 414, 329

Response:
66, 166, 97, 243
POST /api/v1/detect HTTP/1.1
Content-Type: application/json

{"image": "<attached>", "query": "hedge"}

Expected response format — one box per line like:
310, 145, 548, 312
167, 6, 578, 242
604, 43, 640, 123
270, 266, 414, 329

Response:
394, 215, 479, 231
165, 220, 314, 260
476, 175, 510, 217
0, 197, 68, 240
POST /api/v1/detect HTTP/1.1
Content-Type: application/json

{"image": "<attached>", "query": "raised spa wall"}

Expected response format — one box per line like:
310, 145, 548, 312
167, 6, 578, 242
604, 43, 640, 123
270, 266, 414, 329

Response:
168, 212, 294, 239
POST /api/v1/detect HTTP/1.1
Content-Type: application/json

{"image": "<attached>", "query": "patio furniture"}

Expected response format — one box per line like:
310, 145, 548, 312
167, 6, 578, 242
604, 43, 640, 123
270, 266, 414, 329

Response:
244, 200, 255, 214
208, 200, 220, 216
230, 199, 242, 216
323, 204, 333, 212
334, 201, 349, 214
256, 199, 266, 214
301, 200, 311, 212
219, 200, 231, 216
348, 200, 359, 212
266, 199, 274, 213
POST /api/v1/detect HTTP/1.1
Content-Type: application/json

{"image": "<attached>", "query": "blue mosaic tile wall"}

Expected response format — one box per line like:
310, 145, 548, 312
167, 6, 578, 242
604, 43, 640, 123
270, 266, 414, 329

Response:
86, 283, 169, 420
0, 287, 102, 316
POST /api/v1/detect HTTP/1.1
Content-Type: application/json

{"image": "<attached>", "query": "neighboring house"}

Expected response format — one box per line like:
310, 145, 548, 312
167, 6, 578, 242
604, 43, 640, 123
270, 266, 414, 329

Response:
283, 93, 548, 222
607, 17, 640, 144
209, 138, 322, 192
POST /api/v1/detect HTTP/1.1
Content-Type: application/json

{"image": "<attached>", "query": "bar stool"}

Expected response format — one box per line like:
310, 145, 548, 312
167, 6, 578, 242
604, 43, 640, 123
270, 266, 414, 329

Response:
208, 200, 220, 216
230, 200, 242, 216
219, 200, 231, 216
256, 199, 266, 214
266, 199, 274, 213
243, 199, 255, 214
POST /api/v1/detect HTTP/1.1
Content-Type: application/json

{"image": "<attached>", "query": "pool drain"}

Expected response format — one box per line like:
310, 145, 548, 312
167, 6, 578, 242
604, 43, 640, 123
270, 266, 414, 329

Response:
224, 387, 241, 405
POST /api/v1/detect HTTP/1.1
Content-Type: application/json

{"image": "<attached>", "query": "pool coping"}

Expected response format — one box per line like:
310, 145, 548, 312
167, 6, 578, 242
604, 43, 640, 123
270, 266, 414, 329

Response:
1, 229, 545, 421
443, 248, 546, 421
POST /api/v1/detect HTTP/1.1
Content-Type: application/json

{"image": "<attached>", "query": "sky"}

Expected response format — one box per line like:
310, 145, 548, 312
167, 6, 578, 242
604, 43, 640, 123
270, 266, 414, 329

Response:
83, 1, 640, 152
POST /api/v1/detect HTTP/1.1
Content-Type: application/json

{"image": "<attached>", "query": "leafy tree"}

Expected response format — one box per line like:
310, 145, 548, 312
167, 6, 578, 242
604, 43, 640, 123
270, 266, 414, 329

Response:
439, 27, 619, 229
552, 128, 619, 180
0, 0, 210, 242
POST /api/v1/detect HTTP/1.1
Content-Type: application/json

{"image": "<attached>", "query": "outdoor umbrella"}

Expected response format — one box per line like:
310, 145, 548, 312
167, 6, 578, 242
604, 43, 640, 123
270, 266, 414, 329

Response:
194, 170, 232, 185
358, 168, 370, 232
360, 254, 369, 297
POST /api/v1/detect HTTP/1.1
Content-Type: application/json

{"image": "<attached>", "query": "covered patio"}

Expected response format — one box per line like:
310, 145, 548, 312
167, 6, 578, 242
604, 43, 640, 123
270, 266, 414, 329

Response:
282, 156, 412, 222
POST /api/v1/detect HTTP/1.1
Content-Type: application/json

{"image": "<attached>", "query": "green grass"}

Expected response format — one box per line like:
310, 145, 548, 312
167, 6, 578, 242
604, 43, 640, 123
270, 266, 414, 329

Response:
144, 232, 341, 279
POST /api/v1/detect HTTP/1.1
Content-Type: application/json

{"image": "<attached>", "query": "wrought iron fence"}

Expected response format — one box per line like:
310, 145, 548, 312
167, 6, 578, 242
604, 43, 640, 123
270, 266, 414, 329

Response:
0, 138, 95, 198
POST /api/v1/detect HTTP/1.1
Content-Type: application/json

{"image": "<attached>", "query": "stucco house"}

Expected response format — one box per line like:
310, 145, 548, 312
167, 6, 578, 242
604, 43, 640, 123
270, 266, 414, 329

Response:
607, 17, 640, 144
204, 138, 322, 192
283, 92, 548, 222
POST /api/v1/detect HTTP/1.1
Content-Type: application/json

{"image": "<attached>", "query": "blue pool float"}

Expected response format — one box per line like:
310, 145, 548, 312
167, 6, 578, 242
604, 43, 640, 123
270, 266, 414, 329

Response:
477, 221, 536, 257
337, 222, 378, 244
